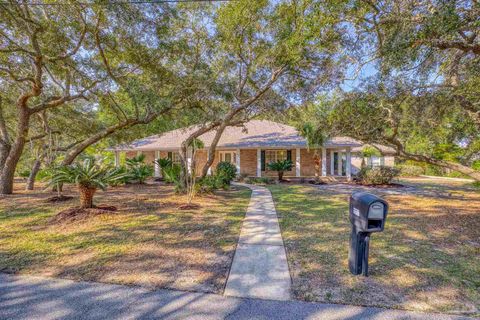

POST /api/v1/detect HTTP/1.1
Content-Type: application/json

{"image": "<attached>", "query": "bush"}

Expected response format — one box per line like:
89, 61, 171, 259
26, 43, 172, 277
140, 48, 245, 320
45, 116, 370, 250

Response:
155, 158, 173, 178
472, 181, 480, 190
216, 161, 237, 185
163, 163, 181, 184
109, 166, 130, 186
245, 177, 275, 185
196, 175, 225, 194
357, 166, 400, 185
18, 169, 31, 178
125, 154, 154, 183
396, 164, 424, 177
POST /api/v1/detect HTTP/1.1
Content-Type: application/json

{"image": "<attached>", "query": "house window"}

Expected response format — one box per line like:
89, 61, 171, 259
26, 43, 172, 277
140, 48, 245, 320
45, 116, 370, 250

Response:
219, 151, 236, 164
265, 150, 287, 165
369, 156, 383, 168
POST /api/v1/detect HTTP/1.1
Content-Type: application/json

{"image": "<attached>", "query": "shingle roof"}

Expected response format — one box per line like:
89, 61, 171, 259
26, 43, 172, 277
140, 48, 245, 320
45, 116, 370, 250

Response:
112, 120, 362, 151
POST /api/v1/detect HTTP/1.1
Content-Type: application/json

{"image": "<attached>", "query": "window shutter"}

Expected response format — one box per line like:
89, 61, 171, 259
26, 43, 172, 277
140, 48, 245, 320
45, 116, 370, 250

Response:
287, 150, 292, 162
261, 150, 266, 171
168, 152, 172, 160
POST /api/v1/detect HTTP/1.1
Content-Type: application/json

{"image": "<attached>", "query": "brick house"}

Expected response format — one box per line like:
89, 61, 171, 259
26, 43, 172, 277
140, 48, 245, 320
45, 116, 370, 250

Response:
112, 120, 395, 180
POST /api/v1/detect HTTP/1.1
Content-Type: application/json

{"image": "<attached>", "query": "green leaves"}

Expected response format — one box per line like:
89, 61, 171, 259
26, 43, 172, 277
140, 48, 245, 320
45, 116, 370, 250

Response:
267, 159, 293, 172
49, 158, 126, 191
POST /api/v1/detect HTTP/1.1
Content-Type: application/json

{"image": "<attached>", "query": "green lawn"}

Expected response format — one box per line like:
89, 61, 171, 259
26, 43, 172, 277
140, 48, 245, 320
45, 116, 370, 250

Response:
269, 180, 480, 316
0, 182, 251, 293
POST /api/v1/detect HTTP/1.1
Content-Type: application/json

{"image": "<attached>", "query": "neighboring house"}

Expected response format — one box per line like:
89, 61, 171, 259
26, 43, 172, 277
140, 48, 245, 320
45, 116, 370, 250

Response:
111, 120, 394, 180
351, 144, 397, 174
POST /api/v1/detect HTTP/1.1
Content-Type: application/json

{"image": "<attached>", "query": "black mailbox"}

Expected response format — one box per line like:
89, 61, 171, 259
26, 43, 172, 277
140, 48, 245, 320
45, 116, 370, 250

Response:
348, 192, 388, 276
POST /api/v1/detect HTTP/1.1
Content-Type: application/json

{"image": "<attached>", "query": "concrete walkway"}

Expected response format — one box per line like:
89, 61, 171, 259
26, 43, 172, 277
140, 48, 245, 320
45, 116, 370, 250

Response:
224, 183, 291, 301
0, 273, 472, 320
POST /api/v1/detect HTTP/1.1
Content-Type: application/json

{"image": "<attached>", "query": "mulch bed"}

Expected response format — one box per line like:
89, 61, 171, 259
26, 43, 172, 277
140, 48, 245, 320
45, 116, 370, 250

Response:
44, 195, 74, 203
177, 204, 202, 210
49, 205, 117, 224
356, 182, 406, 188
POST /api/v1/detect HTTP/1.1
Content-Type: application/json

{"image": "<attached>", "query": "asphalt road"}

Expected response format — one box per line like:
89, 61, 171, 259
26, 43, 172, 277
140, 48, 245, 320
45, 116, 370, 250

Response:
0, 273, 474, 320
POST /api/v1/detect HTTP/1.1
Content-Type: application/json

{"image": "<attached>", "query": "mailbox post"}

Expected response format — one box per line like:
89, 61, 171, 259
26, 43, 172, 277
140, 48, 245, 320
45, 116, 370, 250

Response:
349, 192, 388, 276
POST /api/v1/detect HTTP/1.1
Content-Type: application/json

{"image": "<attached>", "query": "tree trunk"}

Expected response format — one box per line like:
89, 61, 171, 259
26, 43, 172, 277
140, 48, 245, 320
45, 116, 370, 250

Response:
278, 171, 284, 181
78, 185, 96, 208
26, 159, 41, 191
0, 108, 30, 195
200, 123, 229, 178
0, 142, 11, 172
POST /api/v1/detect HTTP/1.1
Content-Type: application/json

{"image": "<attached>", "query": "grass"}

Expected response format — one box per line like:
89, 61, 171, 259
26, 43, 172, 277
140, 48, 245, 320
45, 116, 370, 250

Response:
268, 178, 480, 316
0, 180, 251, 293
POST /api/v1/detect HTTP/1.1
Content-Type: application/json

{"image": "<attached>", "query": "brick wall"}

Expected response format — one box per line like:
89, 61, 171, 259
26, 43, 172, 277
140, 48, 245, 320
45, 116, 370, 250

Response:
240, 149, 257, 176
300, 149, 318, 176
123, 148, 346, 178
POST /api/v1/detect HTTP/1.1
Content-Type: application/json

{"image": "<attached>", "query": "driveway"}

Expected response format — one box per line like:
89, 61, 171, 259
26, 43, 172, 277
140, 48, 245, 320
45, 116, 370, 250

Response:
0, 273, 472, 320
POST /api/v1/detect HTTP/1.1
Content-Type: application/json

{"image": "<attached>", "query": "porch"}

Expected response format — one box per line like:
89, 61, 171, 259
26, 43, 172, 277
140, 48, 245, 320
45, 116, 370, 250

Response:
114, 147, 354, 180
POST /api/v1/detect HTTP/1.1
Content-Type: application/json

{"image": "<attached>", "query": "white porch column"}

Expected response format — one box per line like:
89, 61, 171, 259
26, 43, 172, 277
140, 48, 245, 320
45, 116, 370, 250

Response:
236, 148, 241, 176
337, 151, 343, 176
330, 150, 334, 175
154, 150, 160, 177
114, 151, 120, 168
321, 147, 327, 177
295, 148, 301, 177
256, 148, 262, 177
185, 149, 192, 174
346, 147, 352, 181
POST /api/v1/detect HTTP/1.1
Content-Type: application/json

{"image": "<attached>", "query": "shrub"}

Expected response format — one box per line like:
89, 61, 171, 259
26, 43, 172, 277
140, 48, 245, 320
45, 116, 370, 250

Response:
245, 177, 275, 185
163, 163, 181, 184
155, 158, 173, 178
396, 164, 424, 177
357, 166, 400, 185
472, 181, 480, 190
267, 159, 293, 181
216, 161, 237, 185
18, 169, 31, 178
196, 175, 224, 194
125, 154, 154, 183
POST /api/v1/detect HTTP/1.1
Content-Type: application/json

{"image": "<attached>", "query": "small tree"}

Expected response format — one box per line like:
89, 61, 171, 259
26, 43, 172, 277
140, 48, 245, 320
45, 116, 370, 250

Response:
185, 138, 204, 205
267, 160, 293, 181
49, 159, 125, 208
299, 123, 328, 182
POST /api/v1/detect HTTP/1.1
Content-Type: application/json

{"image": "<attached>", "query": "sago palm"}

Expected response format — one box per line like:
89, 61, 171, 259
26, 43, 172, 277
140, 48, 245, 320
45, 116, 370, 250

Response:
267, 159, 293, 181
49, 158, 126, 208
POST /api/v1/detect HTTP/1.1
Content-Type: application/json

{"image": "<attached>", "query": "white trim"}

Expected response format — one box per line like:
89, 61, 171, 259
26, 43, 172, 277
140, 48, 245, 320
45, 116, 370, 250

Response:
321, 148, 327, 177
330, 150, 334, 175
154, 150, 160, 177
236, 148, 241, 175
257, 149, 261, 177
295, 148, 301, 177
346, 147, 352, 181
